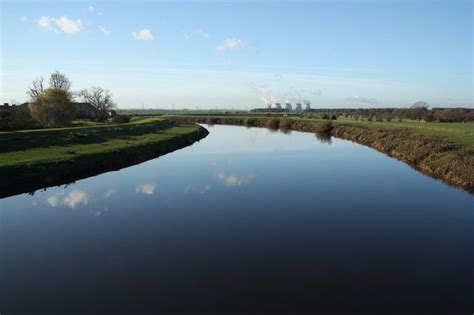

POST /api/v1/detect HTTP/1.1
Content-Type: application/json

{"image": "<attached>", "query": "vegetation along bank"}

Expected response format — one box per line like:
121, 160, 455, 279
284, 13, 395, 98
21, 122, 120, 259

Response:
0, 117, 208, 198
167, 115, 474, 194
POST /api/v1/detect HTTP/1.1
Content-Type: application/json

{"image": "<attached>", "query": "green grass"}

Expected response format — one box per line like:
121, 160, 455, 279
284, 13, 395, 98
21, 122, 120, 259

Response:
0, 118, 201, 168
180, 113, 474, 147
311, 116, 474, 147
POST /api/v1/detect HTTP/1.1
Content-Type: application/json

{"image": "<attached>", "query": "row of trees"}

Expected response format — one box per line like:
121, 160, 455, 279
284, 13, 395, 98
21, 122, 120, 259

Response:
26, 71, 116, 128
305, 102, 474, 123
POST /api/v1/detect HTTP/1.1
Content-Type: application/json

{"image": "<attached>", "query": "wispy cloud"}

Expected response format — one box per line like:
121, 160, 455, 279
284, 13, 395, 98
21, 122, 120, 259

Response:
215, 171, 255, 187
136, 183, 155, 195
104, 189, 115, 198
132, 29, 153, 41
216, 38, 243, 52
98, 25, 111, 35
185, 29, 210, 39
38, 15, 83, 34
345, 96, 378, 105
185, 184, 212, 194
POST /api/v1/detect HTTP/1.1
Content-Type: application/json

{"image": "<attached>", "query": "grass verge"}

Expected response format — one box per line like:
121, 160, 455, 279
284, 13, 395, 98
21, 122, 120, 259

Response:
0, 118, 208, 198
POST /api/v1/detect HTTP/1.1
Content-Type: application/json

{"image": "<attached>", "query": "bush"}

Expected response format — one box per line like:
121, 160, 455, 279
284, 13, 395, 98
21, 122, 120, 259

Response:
279, 117, 291, 130
11, 106, 36, 129
315, 121, 333, 143
422, 113, 435, 122
112, 114, 131, 124
29, 88, 75, 128
435, 109, 467, 122
265, 118, 280, 130
317, 121, 333, 134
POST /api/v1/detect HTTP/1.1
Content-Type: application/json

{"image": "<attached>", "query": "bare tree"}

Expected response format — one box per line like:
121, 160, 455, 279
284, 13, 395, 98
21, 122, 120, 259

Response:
27, 76, 45, 102
410, 101, 430, 121
411, 101, 430, 109
79, 87, 116, 121
49, 71, 71, 92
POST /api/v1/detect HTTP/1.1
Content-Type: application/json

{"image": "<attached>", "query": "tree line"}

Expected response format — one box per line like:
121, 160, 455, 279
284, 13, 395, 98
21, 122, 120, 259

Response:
1, 71, 118, 129
305, 102, 474, 123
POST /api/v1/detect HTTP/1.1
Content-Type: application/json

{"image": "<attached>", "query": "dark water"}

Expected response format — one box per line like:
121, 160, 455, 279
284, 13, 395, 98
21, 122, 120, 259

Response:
1, 125, 473, 313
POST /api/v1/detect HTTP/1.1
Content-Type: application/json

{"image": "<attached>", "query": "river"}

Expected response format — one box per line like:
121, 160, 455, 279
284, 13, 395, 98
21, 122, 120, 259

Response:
1, 124, 473, 313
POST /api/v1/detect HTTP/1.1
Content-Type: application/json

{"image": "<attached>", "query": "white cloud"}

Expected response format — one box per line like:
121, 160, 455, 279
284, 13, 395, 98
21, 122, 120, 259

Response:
136, 183, 155, 195
38, 15, 82, 34
38, 16, 51, 28
55, 16, 82, 33
47, 190, 88, 208
215, 171, 255, 187
216, 38, 243, 52
47, 195, 59, 207
132, 29, 153, 41
88, 6, 95, 12
99, 25, 111, 35
63, 190, 88, 208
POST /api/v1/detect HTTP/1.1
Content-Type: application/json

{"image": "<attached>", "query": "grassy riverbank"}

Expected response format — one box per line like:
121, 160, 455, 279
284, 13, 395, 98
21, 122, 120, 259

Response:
168, 114, 474, 194
0, 118, 208, 197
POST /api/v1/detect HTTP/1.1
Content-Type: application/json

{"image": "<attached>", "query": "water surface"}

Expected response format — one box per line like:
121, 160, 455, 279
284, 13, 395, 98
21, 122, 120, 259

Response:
1, 125, 473, 313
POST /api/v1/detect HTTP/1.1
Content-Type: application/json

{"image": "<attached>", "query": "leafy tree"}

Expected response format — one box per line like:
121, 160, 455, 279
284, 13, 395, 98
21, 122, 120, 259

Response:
29, 88, 76, 127
79, 87, 116, 122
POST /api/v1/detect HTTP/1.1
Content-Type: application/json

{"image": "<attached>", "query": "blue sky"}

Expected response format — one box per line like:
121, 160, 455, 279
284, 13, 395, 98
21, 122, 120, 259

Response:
1, 0, 472, 109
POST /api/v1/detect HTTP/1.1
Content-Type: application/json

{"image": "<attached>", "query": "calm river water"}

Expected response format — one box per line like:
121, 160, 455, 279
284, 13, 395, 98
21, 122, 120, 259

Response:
1, 125, 473, 313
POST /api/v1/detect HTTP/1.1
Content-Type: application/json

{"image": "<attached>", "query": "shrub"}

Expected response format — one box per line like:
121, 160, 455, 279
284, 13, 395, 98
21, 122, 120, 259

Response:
29, 88, 75, 128
112, 114, 131, 124
279, 117, 292, 130
435, 109, 467, 122
422, 113, 435, 122
315, 121, 333, 143
11, 105, 36, 129
266, 118, 280, 130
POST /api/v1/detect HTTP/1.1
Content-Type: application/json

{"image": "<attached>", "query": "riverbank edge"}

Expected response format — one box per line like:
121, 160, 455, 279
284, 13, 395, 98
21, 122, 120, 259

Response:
168, 115, 473, 194
0, 124, 209, 198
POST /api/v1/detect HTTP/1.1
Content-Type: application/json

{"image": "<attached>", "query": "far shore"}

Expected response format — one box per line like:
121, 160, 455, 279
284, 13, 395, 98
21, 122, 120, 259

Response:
168, 114, 474, 194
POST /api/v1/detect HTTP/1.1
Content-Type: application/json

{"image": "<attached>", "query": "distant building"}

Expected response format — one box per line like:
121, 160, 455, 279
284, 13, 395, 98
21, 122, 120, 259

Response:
250, 107, 289, 113
74, 102, 95, 119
